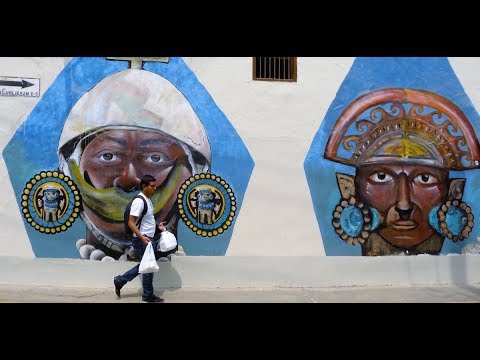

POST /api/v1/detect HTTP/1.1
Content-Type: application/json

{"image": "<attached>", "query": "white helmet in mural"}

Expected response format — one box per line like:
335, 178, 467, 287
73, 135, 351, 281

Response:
56, 68, 212, 257
58, 69, 211, 176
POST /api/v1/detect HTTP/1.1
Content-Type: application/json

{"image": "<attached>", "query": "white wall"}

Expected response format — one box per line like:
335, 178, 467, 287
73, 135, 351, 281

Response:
184, 57, 357, 256
1, 57, 480, 259
0, 57, 67, 258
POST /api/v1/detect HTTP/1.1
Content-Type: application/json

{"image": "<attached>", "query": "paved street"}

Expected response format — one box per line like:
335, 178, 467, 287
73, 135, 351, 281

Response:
1, 284, 479, 303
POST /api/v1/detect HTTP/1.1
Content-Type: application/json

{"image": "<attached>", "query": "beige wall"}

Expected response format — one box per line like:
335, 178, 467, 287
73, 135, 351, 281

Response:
184, 57, 355, 256
1, 57, 480, 259
0, 57, 66, 258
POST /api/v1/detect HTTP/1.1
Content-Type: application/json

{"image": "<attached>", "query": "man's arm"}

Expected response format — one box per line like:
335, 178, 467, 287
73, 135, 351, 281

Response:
129, 215, 150, 245
158, 221, 167, 232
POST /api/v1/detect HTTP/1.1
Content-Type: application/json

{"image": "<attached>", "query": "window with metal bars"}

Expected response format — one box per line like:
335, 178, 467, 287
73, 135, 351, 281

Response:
253, 57, 297, 82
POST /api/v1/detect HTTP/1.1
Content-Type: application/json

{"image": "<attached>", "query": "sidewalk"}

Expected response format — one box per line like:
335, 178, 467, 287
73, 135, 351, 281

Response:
1, 284, 479, 303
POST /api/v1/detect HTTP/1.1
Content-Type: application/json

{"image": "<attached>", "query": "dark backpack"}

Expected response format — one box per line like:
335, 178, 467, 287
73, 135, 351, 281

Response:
124, 195, 148, 235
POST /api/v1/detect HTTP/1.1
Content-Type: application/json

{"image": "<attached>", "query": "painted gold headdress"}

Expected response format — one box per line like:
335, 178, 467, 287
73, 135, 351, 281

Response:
324, 88, 480, 169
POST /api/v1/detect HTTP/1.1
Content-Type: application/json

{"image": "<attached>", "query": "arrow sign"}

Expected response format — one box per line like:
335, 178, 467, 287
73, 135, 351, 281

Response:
0, 76, 40, 97
0, 79, 34, 88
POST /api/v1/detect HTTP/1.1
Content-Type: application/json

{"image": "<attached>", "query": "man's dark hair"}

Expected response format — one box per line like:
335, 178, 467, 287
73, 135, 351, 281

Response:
140, 175, 156, 189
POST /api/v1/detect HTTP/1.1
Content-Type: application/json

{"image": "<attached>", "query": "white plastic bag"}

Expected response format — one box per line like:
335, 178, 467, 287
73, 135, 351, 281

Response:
158, 230, 177, 252
139, 242, 159, 274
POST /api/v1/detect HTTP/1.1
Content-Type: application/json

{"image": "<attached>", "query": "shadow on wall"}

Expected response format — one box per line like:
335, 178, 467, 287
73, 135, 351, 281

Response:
154, 260, 183, 289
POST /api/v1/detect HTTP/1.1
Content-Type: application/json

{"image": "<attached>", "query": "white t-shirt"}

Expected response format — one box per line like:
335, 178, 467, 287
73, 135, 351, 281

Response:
130, 193, 156, 238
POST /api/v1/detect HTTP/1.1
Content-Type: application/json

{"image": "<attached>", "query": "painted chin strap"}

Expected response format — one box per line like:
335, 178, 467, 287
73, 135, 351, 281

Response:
428, 200, 474, 242
332, 196, 380, 245
67, 157, 188, 222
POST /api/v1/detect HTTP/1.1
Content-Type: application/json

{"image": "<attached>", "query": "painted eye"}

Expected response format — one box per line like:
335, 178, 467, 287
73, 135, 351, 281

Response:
99, 153, 117, 161
369, 172, 393, 183
414, 174, 438, 184
147, 154, 168, 164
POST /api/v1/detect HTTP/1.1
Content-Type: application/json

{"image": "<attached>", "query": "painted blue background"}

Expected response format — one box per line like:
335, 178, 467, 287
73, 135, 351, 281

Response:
304, 57, 480, 256
3, 57, 254, 257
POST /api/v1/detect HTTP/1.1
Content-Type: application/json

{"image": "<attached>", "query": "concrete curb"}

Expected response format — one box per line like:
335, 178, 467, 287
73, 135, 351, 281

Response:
2, 255, 480, 289
1, 284, 480, 303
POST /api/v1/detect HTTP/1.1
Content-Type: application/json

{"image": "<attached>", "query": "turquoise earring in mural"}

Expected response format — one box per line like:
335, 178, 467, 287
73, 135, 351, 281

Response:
332, 196, 380, 245
429, 200, 474, 242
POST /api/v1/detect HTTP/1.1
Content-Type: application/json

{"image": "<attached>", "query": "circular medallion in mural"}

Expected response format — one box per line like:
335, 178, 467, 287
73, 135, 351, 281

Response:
178, 173, 236, 237
21, 171, 81, 234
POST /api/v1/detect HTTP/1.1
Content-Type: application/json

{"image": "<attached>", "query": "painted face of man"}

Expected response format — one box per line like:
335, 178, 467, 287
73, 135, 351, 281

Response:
355, 163, 449, 248
80, 129, 188, 189
77, 129, 193, 237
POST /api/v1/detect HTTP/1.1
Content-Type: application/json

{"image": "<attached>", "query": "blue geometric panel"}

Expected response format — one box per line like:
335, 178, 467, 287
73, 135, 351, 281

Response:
3, 57, 254, 258
304, 57, 480, 256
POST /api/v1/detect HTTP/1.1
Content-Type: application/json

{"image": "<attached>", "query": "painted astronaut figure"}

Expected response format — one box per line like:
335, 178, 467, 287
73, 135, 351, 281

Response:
196, 187, 216, 224
57, 68, 211, 261
42, 186, 64, 222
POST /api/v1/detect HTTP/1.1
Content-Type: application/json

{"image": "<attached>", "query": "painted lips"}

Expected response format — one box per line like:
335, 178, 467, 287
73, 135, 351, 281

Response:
391, 220, 418, 231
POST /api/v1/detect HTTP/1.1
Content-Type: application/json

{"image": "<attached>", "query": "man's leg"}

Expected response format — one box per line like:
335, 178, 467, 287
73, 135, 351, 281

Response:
141, 272, 154, 300
117, 264, 141, 283
114, 264, 140, 297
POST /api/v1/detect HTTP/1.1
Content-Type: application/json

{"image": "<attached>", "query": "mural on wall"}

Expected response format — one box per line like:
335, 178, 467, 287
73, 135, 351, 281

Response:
3, 57, 254, 259
305, 57, 480, 256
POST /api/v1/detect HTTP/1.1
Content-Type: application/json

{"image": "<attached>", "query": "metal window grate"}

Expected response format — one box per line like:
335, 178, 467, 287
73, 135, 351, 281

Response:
253, 57, 297, 82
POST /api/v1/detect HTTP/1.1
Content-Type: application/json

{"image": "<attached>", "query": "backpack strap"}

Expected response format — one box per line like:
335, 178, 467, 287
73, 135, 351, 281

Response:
135, 195, 148, 229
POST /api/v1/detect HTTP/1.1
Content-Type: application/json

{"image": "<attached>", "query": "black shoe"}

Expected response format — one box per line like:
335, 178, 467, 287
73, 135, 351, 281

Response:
113, 277, 124, 298
142, 295, 164, 303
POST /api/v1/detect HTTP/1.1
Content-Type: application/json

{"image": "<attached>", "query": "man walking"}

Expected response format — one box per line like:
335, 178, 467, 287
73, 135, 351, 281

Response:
114, 174, 166, 303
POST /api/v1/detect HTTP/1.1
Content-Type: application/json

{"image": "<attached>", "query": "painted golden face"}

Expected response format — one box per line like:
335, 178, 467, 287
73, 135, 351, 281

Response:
355, 164, 449, 248
78, 129, 192, 237
323, 88, 480, 255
